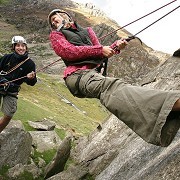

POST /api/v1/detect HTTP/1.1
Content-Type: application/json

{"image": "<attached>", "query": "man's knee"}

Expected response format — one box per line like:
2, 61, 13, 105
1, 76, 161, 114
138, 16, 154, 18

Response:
0, 115, 12, 132
172, 99, 180, 111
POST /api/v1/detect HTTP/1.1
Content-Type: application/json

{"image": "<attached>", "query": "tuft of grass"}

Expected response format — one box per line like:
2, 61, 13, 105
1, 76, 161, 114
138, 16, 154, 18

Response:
82, 173, 95, 180
0, 165, 9, 176
32, 149, 57, 165
0, 0, 9, 5
16, 171, 34, 180
55, 128, 66, 140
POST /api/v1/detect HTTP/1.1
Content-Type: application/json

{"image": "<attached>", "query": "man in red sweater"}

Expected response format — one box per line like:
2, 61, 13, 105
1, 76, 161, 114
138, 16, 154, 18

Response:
48, 9, 180, 147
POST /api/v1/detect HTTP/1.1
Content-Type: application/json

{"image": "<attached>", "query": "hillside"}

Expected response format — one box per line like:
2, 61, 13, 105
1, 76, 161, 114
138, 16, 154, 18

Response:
0, 0, 110, 136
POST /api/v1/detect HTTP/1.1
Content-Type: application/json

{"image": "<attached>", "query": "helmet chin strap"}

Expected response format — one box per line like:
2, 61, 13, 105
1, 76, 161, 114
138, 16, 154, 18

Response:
55, 13, 73, 31
56, 20, 65, 31
55, 13, 67, 31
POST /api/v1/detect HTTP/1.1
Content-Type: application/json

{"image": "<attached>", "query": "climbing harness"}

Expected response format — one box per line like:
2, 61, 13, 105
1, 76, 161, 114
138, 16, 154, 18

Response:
0, 0, 178, 86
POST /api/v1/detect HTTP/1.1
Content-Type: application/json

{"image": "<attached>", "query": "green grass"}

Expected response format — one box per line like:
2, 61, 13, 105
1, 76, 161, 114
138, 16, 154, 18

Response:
0, 0, 9, 4
0, 73, 109, 135
10, 73, 109, 135
0, 165, 9, 177
32, 149, 57, 165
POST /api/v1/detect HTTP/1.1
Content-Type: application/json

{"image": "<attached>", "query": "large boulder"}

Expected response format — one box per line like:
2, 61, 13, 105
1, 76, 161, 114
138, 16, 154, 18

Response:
28, 119, 56, 131
29, 131, 62, 152
0, 121, 32, 169
44, 136, 72, 179
46, 115, 179, 180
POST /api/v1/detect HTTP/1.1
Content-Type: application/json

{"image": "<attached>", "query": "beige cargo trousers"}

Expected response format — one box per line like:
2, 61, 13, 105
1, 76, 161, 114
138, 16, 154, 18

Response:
65, 69, 180, 147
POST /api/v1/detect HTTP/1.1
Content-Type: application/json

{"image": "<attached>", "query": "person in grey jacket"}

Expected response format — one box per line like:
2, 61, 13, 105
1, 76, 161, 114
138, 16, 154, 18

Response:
0, 36, 37, 133
48, 9, 180, 147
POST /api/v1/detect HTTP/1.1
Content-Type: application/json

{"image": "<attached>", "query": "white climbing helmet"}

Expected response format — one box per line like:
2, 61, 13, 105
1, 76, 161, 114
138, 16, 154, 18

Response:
11, 36, 27, 45
48, 9, 72, 29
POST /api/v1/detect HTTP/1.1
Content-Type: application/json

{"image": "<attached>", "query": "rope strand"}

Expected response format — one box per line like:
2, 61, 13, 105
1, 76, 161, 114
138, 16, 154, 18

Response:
131, 5, 180, 38
99, 0, 177, 40
0, 58, 62, 86
36, 58, 61, 73
133, 6, 180, 36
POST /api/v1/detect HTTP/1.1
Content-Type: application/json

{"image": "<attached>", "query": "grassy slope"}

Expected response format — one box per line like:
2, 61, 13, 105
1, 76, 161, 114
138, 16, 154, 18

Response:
14, 73, 109, 135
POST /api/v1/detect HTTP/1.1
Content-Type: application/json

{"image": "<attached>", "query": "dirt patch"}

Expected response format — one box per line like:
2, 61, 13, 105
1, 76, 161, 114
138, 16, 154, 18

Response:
0, 19, 21, 40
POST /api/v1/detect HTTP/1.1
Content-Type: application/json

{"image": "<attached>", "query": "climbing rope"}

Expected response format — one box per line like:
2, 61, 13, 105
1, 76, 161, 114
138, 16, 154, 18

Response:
124, 5, 180, 42
98, 0, 178, 40
0, 58, 62, 87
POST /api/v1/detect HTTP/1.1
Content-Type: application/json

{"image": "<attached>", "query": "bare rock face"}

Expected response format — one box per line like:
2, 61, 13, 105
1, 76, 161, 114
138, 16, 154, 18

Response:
140, 54, 180, 90
28, 119, 56, 131
29, 131, 62, 152
7, 163, 42, 180
69, 115, 180, 180
46, 163, 89, 180
44, 136, 72, 179
0, 127, 32, 169
95, 117, 179, 180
